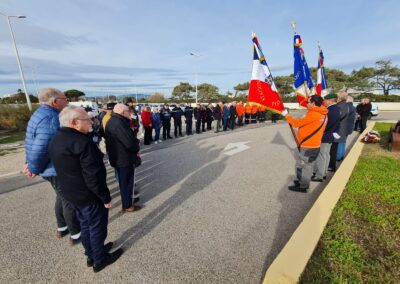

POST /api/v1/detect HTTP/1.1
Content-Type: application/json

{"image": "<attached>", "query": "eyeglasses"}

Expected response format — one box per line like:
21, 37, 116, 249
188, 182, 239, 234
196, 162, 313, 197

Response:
75, 118, 92, 121
55, 97, 68, 101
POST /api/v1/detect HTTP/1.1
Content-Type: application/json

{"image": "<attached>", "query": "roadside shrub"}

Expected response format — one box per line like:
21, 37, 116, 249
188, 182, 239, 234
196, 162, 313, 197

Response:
0, 104, 39, 130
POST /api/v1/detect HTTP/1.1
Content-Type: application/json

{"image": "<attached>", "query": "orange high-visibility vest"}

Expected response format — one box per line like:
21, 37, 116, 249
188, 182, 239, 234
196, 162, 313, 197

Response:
236, 104, 244, 116
251, 105, 258, 114
245, 104, 252, 114
259, 105, 266, 112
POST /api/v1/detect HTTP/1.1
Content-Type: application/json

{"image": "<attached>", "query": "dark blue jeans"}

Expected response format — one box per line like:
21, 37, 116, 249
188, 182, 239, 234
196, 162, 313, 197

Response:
116, 165, 135, 209
75, 202, 109, 266
154, 127, 161, 141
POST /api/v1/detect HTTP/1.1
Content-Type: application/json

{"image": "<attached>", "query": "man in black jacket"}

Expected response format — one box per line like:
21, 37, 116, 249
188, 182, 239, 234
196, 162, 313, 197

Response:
357, 98, 372, 133
49, 106, 123, 273
172, 103, 184, 137
213, 102, 222, 133
160, 104, 173, 139
105, 103, 141, 213
312, 93, 341, 182
229, 102, 237, 130
184, 103, 194, 135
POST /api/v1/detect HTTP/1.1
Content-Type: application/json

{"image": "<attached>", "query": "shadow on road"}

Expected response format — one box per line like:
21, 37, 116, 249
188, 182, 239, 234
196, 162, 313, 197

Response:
112, 142, 228, 253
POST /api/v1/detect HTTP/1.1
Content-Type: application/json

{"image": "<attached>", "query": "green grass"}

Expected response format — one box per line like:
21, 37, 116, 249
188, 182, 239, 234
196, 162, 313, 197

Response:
300, 123, 400, 283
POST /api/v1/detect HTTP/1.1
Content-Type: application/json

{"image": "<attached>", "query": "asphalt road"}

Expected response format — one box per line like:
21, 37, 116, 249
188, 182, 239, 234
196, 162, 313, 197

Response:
0, 112, 397, 283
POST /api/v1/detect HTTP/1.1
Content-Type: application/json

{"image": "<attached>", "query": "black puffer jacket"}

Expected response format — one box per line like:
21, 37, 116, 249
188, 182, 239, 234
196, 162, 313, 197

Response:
49, 127, 111, 206
105, 113, 140, 168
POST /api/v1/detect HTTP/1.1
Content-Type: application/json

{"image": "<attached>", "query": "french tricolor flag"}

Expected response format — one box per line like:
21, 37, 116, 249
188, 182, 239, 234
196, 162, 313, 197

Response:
247, 33, 284, 113
316, 48, 329, 97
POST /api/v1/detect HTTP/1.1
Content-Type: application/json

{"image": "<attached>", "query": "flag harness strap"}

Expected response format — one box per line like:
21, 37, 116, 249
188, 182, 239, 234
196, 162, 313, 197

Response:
297, 115, 327, 150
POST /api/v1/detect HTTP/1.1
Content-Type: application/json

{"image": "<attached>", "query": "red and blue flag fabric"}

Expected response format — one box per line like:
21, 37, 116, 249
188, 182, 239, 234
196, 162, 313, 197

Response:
316, 48, 328, 97
247, 33, 285, 113
293, 34, 314, 107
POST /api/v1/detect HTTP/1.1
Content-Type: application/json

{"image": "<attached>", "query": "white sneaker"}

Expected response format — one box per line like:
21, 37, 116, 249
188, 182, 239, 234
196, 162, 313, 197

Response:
155, 141, 158, 144
158, 140, 162, 143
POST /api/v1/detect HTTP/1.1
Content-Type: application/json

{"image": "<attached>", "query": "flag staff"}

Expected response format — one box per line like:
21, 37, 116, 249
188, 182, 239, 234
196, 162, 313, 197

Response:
290, 20, 302, 151
318, 42, 328, 95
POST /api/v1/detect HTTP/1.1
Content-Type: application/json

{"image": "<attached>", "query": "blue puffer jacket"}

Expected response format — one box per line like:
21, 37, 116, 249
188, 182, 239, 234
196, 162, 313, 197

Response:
25, 105, 60, 176
151, 112, 162, 129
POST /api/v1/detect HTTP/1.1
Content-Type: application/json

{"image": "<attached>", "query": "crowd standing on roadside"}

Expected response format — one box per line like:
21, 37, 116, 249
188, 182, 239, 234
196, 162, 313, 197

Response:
23, 87, 370, 272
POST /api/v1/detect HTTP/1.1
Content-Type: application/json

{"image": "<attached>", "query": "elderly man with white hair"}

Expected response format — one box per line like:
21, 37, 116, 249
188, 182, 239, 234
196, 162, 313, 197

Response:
24, 88, 81, 244
105, 103, 141, 213
49, 106, 123, 272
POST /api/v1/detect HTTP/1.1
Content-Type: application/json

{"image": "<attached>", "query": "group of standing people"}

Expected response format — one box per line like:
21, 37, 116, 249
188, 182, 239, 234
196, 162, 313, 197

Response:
24, 88, 145, 273
282, 92, 359, 192
137, 101, 273, 145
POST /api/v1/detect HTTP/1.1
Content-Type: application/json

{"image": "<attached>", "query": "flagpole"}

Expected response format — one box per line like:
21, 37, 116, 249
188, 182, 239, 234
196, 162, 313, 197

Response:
318, 42, 328, 96
289, 21, 302, 151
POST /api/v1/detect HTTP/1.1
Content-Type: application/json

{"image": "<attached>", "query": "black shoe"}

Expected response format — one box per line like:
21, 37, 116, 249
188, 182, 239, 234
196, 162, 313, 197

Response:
294, 180, 300, 186
328, 168, 336, 172
288, 185, 308, 193
134, 190, 139, 195
311, 176, 323, 182
168, 136, 173, 139
133, 197, 140, 203
87, 242, 114, 267
69, 236, 81, 246
93, 248, 123, 273
323, 176, 327, 180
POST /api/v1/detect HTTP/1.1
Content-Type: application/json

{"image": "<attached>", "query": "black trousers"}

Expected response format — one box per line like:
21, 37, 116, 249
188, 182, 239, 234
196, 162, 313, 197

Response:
115, 166, 135, 209
44, 176, 80, 235
360, 116, 368, 133
230, 117, 235, 130
195, 120, 201, 133
162, 121, 171, 139
174, 121, 182, 137
75, 202, 108, 266
207, 120, 212, 130
144, 126, 152, 145
245, 114, 250, 124
329, 142, 339, 171
238, 116, 243, 126
186, 119, 193, 134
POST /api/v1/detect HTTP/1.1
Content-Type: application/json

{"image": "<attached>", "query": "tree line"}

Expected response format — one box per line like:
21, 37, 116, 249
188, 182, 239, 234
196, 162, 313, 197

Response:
2, 60, 400, 105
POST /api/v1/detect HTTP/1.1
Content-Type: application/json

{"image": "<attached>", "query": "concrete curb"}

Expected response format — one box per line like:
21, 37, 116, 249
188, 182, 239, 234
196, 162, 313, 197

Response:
263, 122, 377, 284
0, 171, 21, 180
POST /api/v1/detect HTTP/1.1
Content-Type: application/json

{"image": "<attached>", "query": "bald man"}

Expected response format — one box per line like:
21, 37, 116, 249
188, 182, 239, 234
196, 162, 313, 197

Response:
104, 104, 141, 212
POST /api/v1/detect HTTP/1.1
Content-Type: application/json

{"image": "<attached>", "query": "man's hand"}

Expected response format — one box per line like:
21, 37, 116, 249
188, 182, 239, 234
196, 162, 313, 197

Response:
281, 109, 288, 117
333, 132, 341, 139
23, 163, 36, 178
104, 202, 112, 209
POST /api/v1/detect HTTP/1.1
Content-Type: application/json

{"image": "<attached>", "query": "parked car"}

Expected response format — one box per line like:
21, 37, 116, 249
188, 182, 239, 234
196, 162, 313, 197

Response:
353, 101, 379, 119
69, 101, 99, 116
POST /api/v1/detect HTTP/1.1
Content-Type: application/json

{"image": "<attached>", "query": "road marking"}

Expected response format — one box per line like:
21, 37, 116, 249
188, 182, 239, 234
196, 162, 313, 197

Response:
223, 141, 250, 156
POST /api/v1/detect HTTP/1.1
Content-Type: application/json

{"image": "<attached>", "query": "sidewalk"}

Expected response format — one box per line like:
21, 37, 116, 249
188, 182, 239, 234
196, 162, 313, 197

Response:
0, 146, 24, 177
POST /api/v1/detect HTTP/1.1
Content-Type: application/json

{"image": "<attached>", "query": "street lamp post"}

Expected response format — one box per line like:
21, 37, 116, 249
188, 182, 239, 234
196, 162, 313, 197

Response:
0, 12, 32, 111
190, 52, 200, 104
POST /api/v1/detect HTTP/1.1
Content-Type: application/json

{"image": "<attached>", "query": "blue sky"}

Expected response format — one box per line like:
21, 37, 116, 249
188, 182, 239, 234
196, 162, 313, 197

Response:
1, 0, 399, 97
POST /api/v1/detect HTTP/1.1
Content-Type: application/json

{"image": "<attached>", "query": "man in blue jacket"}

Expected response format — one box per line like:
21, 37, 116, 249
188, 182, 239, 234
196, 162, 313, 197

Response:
23, 88, 81, 244
312, 93, 341, 182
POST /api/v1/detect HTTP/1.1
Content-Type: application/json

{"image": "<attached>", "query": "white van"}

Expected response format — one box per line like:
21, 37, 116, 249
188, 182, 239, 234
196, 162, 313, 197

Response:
69, 101, 100, 116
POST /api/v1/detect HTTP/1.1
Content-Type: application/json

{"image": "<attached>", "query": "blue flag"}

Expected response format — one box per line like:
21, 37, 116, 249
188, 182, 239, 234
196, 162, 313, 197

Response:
293, 34, 314, 107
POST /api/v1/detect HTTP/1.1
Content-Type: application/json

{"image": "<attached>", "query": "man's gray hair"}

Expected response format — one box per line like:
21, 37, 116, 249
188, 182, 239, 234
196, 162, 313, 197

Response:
59, 105, 83, 127
337, 91, 348, 102
346, 95, 354, 103
38, 88, 63, 104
